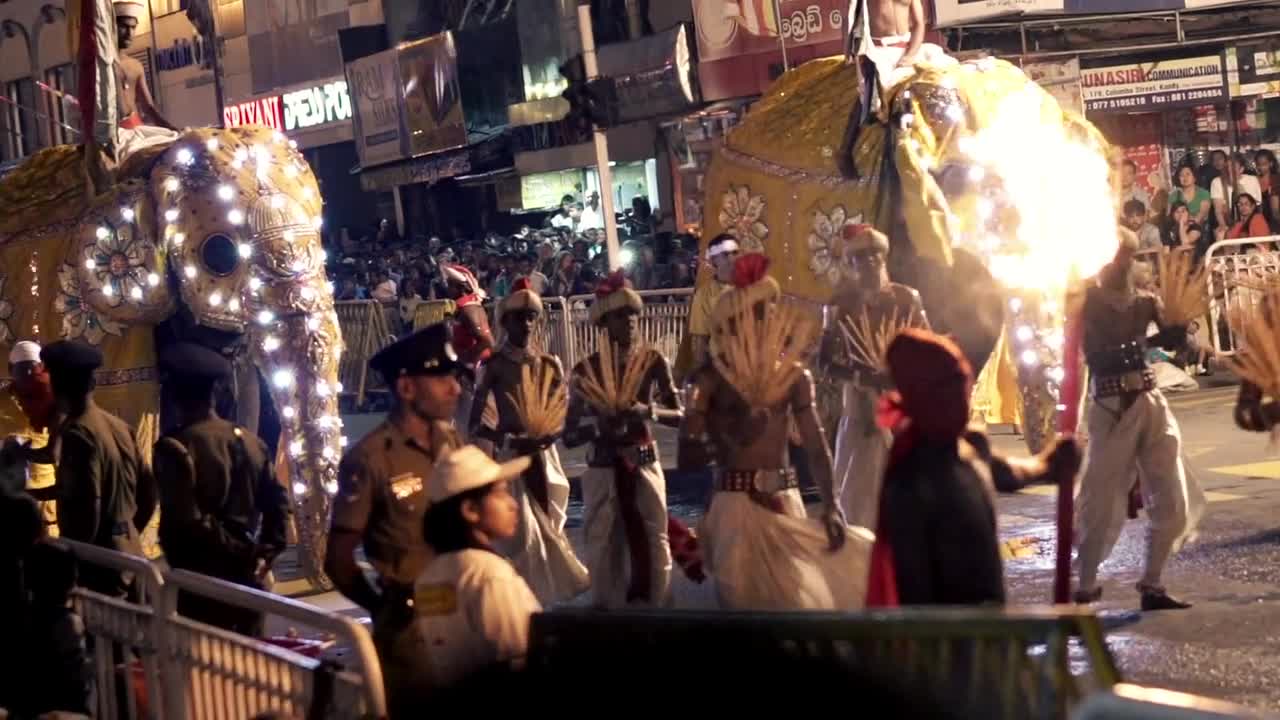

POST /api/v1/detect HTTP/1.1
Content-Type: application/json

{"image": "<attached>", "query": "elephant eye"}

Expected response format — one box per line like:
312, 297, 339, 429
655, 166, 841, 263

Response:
201, 233, 239, 276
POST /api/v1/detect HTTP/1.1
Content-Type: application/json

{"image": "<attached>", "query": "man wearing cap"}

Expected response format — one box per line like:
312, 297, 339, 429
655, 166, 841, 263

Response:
679, 233, 739, 384
821, 224, 927, 532
468, 278, 588, 604
564, 271, 683, 607
326, 323, 464, 714
680, 254, 867, 610
42, 339, 152, 597
5, 341, 59, 533
153, 343, 287, 635
1072, 229, 1203, 612
441, 263, 494, 438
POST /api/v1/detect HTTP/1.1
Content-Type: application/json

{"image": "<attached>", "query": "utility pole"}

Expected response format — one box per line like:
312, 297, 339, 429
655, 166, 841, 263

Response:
576, 3, 622, 271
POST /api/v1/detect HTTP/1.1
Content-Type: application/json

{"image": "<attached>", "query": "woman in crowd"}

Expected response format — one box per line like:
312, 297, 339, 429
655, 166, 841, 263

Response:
1227, 192, 1274, 250
1170, 164, 1212, 226
1165, 202, 1203, 255
549, 251, 578, 298
1256, 149, 1280, 222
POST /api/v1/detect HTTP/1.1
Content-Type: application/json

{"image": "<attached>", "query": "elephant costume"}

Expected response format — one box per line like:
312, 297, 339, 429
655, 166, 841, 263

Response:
0, 126, 340, 586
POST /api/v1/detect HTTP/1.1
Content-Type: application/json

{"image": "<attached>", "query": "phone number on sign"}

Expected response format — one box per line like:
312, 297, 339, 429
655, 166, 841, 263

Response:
1086, 88, 1223, 110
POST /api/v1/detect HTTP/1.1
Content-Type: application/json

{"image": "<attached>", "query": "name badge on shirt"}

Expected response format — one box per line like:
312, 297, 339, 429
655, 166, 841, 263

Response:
415, 584, 458, 615
389, 473, 424, 500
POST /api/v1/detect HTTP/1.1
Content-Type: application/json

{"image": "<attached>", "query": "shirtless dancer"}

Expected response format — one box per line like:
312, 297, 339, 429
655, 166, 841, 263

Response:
681, 254, 870, 610
113, 1, 179, 157
848, 0, 953, 124
821, 225, 926, 530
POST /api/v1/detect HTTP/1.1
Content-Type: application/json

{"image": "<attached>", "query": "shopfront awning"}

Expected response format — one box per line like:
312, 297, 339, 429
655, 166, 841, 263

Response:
356, 135, 513, 193
513, 122, 656, 176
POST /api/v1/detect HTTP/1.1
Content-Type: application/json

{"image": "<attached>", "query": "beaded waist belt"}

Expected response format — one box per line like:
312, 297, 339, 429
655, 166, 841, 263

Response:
716, 468, 798, 494
1092, 369, 1155, 398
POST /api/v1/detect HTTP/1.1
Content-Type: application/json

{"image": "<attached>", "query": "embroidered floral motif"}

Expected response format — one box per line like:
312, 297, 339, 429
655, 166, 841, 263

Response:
718, 185, 769, 252
807, 205, 863, 285
55, 263, 124, 345
0, 273, 13, 347
82, 222, 154, 308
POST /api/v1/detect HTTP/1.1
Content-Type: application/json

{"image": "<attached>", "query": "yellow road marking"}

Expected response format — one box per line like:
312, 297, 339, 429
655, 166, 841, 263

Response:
1204, 491, 1244, 503
1209, 461, 1280, 479
1001, 536, 1040, 560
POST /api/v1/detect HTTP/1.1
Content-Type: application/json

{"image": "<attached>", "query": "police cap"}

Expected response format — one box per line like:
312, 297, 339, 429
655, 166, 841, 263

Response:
370, 323, 464, 382
41, 340, 103, 376
159, 342, 232, 381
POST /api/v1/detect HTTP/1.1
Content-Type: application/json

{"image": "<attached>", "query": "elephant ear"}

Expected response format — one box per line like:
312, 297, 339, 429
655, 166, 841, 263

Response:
69, 179, 176, 326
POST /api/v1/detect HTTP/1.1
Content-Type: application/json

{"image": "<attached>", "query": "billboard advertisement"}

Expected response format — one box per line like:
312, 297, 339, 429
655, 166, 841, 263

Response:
1081, 52, 1228, 114
398, 32, 467, 157
347, 49, 408, 167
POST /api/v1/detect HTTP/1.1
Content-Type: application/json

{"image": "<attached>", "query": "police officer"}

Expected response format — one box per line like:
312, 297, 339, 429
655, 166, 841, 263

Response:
42, 340, 154, 597
153, 342, 288, 635
326, 323, 464, 716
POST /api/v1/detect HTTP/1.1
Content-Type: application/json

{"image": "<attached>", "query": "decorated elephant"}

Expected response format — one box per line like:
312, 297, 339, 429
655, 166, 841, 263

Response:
698, 56, 1118, 452
0, 126, 340, 587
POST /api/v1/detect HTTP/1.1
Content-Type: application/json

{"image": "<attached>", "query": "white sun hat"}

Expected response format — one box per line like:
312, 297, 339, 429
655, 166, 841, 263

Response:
429, 445, 530, 505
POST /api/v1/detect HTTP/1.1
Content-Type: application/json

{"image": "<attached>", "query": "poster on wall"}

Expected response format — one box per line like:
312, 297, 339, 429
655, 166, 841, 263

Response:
932, 0, 1061, 27
347, 49, 407, 167
398, 32, 467, 157
1082, 53, 1228, 113
1092, 112, 1168, 203
1023, 58, 1083, 115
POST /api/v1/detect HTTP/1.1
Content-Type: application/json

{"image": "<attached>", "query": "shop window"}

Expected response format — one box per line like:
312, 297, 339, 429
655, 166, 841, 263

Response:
4, 78, 38, 161
44, 64, 76, 146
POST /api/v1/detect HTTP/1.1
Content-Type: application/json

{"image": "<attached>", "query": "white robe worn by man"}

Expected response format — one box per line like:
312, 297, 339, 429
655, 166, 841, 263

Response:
1073, 231, 1204, 611
109, 1, 180, 160
681, 253, 872, 611
848, 0, 955, 123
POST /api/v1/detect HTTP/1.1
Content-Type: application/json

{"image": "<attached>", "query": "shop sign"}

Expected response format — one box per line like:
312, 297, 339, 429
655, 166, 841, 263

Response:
1231, 42, 1280, 97
933, 0, 1061, 28
223, 96, 284, 132
1081, 53, 1228, 113
282, 80, 353, 132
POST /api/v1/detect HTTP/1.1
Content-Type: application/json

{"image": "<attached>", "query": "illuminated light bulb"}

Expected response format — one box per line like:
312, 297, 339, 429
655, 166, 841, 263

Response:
271, 195, 286, 209
300, 286, 316, 301
121, 207, 134, 221
1047, 332, 1064, 349
231, 159, 244, 170
257, 309, 275, 325
336, 381, 344, 393
176, 147, 194, 165
251, 144, 264, 159
301, 187, 314, 200
284, 164, 299, 179
228, 298, 241, 312
320, 250, 328, 262
184, 265, 197, 279
272, 131, 285, 143
1015, 325, 1033, 343
228, 209, 244, 225
293, 482, 308, 495
102, 284, 113, 297
209, 291, 222, 306
976, 198, 994, 221
1048, 366, 1066, 383
1055, 403, 1068, 412
257, 165, 271, 182
172, 232, 185, 245
96, 226, 110, 240
1020, 349, 1038, 367
1009, 297, 1023, 313
217, 184, 234, 201
968, 165, 986, 182
130, 286, 142, 300
313, 216, 323, 230
147, 272, 159, 287
340, 435, 349, 448
234, 147, 248, 162
316, 380, 331, 397
283, 230, 295, 243
249, 277, 263, 292
324, 480, 339, 495
263, 335, 281, 352
206, 137, 219, 151
307, 315, 320, 331
288, 440, 303, 457
165, 208, 179, 222
322, 446, 336, 460
164, 176, 180, 193
317, 415, 332, 429
238, 243, 252, 259
84, 258, 96, 270
282, 406, 296, 419
325, 281, 335, 294
273, 369, 295, 389
291, 258, 306, 273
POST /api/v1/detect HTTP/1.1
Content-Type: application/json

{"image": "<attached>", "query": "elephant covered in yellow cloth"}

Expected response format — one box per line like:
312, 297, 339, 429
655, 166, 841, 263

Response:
697, 55, 1116, 452
0, 126, 341, 586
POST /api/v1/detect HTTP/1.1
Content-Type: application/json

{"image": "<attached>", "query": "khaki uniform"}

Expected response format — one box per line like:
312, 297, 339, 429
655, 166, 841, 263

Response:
56, 400, 149, 597
331, 419, 458, 710
154, 416, 288, 635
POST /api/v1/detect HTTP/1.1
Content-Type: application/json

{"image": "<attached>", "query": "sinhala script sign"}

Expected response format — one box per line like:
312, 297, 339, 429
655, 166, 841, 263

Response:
1082, 54, 1228, 113
282, 80, 352, 132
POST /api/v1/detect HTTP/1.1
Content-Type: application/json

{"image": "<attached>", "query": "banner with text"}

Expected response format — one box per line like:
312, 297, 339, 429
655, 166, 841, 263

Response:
347, 50, 408, 167
398, 32, 467, 157
1082, 52, 1228, 114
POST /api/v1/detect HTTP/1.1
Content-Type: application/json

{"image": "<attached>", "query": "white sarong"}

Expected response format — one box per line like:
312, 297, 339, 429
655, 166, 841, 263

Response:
700, 477, 874, 611
117, 124, 179, 162
833, 381, 891, 531
1074, 389, 1203, 592
497, 445, 589, 605
581, 460, 672, 608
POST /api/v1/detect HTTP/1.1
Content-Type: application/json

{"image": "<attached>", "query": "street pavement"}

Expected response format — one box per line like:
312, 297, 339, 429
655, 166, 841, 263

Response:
269, 375, 1280, 711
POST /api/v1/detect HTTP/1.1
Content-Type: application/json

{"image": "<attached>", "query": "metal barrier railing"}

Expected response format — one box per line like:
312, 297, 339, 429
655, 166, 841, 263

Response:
529, 607, 1121, 720
335, 300, 397, 407
1203, 237, 1280, 358
52, 538, 386, 720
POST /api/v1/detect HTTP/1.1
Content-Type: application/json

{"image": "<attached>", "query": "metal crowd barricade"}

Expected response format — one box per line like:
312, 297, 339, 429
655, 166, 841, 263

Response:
53, 539, 387, 720
56, 538, 167, 720
335, 300, 397, 407
158, 569, 385, 720
530, 607, 1121, 720
1203, 237, 1280, 357
561, 288, 694, 370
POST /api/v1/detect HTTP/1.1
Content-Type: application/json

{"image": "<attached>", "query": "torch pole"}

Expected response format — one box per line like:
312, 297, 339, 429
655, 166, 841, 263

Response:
577, 3, 622, 271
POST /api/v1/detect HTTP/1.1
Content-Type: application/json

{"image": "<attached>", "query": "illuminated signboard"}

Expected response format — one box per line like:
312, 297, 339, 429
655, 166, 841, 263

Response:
223, 96, 284, 132
282, 81, 352, 132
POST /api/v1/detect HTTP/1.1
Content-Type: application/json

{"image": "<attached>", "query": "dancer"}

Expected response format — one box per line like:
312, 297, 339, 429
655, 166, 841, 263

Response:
469, 278, 589, 604
822, 224, 926, 530
680, 253, 871, 610
441, 263, 494, 439
564, 271, 682, 607
1073, 230, 1201, 610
